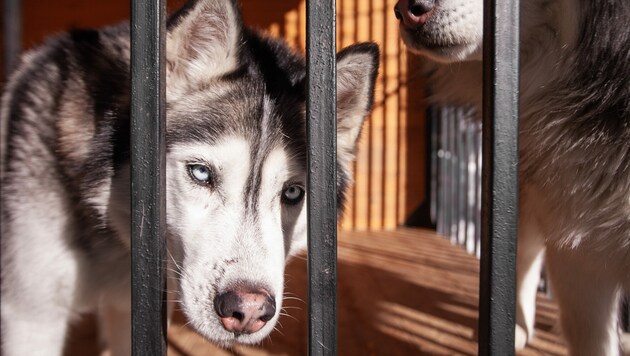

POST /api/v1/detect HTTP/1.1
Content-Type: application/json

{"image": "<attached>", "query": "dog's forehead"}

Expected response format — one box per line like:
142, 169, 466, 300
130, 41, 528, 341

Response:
168, 78, 303, 141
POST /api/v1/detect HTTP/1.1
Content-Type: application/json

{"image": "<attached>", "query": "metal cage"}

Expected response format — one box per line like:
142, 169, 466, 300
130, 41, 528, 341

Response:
2, 0, 521, 354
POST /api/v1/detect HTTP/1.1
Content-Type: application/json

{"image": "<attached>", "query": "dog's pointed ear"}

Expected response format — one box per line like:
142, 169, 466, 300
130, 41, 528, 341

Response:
166, 0, 242, 91
336, 43, 380, 165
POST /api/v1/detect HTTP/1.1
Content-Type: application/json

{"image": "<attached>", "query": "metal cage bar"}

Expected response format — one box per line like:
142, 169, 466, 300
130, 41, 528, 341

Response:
305, 0, 337, 354
1, 0, 21, 186
130, 0, 167, 354
478, 0, 520, 354
3, 0, 21, 76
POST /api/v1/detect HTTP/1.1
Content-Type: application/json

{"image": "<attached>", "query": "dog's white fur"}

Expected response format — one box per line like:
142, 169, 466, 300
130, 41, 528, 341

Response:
398, 0, 630, 354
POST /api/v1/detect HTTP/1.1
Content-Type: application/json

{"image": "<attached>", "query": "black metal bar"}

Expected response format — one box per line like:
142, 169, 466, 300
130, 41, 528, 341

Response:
306, 0, 337, 354
3, 0, 21, 77
478, 0, 520, 354
130, 0, 167, 354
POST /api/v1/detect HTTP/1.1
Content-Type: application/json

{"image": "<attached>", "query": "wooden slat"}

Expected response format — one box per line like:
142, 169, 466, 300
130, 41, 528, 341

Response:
368, 0, 385, 230
383, 0, 400, 228
351, 0, 372, 230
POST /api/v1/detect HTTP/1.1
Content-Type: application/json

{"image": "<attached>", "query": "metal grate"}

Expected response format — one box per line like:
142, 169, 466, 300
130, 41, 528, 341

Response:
130, 0, 167, 354
433, 106, 482, 257
2, 0, 21, 77
14, 0, 615, 353
305, 0, 338, 354
478, 0, 521, 354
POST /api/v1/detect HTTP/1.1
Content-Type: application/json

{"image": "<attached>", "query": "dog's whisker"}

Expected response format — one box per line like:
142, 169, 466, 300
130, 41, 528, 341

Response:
278, 312, 298, 322
166, 250, 184, 274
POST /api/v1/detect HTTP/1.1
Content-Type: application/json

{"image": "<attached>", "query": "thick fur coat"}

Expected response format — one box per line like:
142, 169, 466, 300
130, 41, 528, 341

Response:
395, 0, 630, 354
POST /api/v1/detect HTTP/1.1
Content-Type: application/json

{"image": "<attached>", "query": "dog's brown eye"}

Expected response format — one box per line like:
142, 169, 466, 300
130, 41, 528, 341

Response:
188, 164, 213, 185
282, 185, 304, 205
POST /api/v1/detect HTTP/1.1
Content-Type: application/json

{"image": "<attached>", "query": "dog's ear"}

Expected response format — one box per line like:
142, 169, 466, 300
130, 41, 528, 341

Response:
335, 43, 380, 165
166, 0, 242, 92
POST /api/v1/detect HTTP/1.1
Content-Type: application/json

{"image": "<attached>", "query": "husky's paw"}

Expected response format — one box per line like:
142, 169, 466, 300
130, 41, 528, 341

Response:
515, 324, 529, 350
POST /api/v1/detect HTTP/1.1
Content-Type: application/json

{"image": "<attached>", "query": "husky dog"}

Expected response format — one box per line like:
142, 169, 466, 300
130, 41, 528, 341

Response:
0, 0, 379, 354
394, 0, 630, 354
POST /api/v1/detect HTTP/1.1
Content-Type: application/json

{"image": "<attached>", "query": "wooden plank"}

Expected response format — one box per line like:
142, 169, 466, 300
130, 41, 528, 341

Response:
352, 0, 373, 230
383, 0, 400, 229
368, 0, 385, 230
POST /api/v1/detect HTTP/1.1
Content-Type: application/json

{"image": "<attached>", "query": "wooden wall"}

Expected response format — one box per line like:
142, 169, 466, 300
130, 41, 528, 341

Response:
1, 0, 427, 231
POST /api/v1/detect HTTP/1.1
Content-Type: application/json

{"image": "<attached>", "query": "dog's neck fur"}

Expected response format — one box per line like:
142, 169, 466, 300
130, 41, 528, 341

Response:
427, 0, 579, 114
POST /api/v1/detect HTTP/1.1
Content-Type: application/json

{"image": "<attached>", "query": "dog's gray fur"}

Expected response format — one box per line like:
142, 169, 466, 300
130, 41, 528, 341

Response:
0, 0, 379, 354
396, 0, 630, 354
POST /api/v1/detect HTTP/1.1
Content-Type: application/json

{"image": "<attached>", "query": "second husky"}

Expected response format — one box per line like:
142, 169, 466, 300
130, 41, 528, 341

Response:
395, 0, 630, 355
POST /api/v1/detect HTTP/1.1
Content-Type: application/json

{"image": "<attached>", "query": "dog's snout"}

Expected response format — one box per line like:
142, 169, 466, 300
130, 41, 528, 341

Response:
214, 288, 276, 335
394, 0, 435, 28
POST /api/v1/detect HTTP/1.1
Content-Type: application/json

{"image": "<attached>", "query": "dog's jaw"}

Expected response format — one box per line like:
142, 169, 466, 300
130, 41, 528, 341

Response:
400, 27, 482, 63
397, 0, 484, 63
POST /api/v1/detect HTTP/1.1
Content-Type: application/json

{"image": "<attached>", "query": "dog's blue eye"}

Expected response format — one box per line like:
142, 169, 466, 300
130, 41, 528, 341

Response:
282, 185, 305, 205
188, 164, 212, 185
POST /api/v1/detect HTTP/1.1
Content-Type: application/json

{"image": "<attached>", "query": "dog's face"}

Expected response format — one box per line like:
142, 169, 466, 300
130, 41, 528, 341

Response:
163, 0, 378, 346
394, 0, 483, 62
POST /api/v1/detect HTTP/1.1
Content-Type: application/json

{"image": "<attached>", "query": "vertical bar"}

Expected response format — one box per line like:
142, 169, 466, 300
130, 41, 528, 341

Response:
306, 0, 337, 355
475, 125, 482, 258
429, 107, 438, 224
130, 0, 167, 354
3, 0, 21, 76
478, 0, 520, 354
1, 0, 21, 182
448, 108, 456, 242
438, 108, 447, 235
460, 114, 469, 251
465, 117, 476, 254
453, 108, 461, 244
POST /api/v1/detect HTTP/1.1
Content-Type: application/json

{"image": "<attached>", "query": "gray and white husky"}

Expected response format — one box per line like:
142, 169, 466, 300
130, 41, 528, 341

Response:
394, 0, 630, 355
0, 0, 379, 354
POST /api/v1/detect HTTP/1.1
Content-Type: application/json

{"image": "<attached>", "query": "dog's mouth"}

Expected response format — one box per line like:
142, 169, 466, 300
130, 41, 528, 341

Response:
399, 25, 482, 62
177, 276, 281, 346
182, 300, 280, 347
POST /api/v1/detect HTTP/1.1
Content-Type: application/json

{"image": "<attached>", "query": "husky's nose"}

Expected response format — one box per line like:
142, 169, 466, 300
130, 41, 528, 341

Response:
394, 0, 435, 28
214, 288, 276, 334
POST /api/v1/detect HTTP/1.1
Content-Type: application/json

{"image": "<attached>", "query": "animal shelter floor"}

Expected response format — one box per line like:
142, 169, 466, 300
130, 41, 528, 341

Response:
65, 228, 567, 355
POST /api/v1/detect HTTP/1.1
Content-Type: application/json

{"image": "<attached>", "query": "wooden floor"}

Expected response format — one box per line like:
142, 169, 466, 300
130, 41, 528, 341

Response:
65, 228, 567, 355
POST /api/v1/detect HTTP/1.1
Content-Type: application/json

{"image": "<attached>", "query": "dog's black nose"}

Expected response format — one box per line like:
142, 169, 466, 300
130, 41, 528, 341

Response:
394, 0, 435, 28
214, 288, 276, 334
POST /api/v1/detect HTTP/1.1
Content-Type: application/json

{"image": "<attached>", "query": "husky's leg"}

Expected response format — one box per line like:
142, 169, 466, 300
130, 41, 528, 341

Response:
515, 191, 546, 349
99, 303, 131, 356
1, 302, 74, 356
1, 220, 80, 355
546, 246, 621, 356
